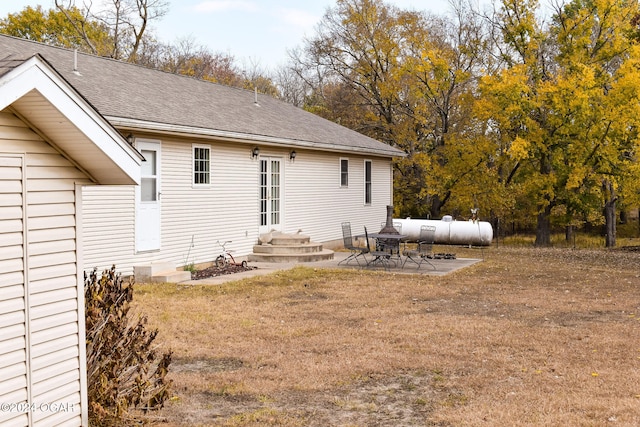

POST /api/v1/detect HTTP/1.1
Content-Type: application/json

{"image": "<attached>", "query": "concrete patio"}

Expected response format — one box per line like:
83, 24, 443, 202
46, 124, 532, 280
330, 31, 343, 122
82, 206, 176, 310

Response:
178, 250, 483, 285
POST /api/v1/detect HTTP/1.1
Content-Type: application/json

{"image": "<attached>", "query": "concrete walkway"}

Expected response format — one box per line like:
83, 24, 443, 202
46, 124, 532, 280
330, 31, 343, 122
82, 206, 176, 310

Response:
179, 251, 482, 285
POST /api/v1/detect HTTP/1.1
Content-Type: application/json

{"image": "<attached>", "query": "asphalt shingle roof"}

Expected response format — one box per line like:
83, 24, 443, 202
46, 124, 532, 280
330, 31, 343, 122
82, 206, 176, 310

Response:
0, 35, 403, 157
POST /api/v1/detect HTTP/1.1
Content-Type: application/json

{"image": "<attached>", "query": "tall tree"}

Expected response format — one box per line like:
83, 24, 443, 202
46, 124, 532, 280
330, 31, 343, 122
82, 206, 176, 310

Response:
54, 0, 168, 61
400, 1, 496, 219
273, 58, 311, 107
479, 0, 640, 246
0, 5, 110, 53
295, 0, 494, 219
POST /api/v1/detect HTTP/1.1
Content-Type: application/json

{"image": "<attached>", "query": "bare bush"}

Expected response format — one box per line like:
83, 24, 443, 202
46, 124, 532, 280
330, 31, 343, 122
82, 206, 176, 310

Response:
84, 266, 172, 425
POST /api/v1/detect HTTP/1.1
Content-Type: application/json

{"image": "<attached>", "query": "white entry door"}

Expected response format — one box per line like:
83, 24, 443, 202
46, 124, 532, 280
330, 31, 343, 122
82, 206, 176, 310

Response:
259, 157, 282, 234
136, 140, 161, 252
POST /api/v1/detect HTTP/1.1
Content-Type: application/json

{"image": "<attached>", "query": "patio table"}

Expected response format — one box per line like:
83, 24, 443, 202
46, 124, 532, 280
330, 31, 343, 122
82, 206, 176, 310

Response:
368, 233, 407, 266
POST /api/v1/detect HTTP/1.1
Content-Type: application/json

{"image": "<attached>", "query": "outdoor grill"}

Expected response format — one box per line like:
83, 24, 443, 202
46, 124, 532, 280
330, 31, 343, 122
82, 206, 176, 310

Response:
379, 205, 400, 234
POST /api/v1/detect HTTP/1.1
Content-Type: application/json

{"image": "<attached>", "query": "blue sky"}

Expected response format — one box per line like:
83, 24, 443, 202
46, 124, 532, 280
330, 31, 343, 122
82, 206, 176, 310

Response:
0, 1, 455, 70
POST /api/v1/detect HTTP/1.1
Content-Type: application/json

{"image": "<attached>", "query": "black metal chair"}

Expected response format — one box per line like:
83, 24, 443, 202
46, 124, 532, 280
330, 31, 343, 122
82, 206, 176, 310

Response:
364, 226, 392, 270
338, 222, 369, 266
402, 225, 436, 270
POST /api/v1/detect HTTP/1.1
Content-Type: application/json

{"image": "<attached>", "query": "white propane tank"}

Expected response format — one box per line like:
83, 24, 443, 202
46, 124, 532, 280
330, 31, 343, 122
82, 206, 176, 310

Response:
394, 217, 493, 246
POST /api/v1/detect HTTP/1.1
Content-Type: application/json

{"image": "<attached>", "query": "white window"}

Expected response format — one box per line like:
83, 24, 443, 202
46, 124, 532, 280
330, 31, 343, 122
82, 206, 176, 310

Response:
340, 158, 349, 187
193, 145, 211, 186
364, 160, 372, 205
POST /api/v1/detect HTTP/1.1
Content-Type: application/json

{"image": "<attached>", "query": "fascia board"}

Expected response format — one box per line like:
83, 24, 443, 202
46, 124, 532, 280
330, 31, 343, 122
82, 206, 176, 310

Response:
109, 117, 407, 159
0, 56, 141, 185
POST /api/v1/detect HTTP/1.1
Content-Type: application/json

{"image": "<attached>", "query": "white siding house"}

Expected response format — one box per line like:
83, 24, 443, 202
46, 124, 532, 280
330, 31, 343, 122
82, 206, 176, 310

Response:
0, 33, 404, 427
81, 144, 396, 274
0, 35, 404, 280
0, 54, 141, 427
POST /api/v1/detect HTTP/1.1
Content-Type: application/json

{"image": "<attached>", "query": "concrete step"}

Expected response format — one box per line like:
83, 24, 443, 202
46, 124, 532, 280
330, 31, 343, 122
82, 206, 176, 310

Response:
134, 262, 175, 278
134, 262, 192, 283
252, 242, 324, 255
259, 231, 310, 246
248, 249, 334, 263
270, 235, 310, 246
150, 270, 192, 283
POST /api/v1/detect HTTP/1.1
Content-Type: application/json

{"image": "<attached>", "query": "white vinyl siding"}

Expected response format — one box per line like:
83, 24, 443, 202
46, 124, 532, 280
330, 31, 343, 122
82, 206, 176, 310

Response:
82, 138, 258, 274
163, 139, 257, 266
0, 111, 85, 426
284, 150, 392, 242
81, 136, 395, 274
82, 186, 135, 272
0, 154, 29, 427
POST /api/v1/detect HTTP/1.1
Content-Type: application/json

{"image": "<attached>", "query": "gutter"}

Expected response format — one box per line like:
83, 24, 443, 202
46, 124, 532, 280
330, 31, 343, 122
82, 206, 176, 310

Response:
107, 117, 407, 158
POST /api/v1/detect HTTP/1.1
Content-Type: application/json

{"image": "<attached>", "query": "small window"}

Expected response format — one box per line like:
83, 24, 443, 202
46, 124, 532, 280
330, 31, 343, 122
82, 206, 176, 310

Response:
364, 160, 372, 205
340, 158, 349, 187
193, 145, 211, 185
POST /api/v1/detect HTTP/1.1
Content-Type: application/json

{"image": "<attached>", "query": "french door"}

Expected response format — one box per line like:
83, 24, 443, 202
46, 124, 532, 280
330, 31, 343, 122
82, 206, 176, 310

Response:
259, 157, 282, 234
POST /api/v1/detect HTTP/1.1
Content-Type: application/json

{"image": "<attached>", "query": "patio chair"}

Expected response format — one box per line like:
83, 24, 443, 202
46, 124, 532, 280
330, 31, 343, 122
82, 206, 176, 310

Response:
402, 225, 436, 270
338, 222, 369, 266
364, 226, 392, 270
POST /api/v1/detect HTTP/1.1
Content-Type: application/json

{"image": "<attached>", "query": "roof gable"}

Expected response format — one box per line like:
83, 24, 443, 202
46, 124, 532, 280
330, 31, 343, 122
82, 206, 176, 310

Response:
0, 54, 142, 185
0, 35, 404, 158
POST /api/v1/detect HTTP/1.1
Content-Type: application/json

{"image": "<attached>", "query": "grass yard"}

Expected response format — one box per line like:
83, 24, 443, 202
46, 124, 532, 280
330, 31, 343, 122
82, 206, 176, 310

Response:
134, 246, 640, 426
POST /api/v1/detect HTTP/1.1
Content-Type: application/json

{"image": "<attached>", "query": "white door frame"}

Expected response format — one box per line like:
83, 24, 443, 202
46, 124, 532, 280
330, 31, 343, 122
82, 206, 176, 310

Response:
135, 139, 161, 252
258, 156, 283, 234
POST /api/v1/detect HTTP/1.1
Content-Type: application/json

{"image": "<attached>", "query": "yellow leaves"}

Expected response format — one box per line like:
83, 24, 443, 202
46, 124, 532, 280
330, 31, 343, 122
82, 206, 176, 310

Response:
542, 66, 595, 115
508, 136, 531, 160
498, 0, 543, 61
566, 164, 588, 191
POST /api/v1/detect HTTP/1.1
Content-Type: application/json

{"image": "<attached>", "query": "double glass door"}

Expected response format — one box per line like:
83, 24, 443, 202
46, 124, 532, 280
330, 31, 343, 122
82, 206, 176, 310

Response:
259, 157, 281, 234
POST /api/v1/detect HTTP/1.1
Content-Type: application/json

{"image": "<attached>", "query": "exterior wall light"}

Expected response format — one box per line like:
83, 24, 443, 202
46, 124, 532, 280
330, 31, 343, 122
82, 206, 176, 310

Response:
251, 147, 260, 158
289, 150, 296, 161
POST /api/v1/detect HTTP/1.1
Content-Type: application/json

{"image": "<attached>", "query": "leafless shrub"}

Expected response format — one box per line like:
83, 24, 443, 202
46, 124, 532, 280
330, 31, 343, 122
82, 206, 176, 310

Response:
84, 266, 172, 426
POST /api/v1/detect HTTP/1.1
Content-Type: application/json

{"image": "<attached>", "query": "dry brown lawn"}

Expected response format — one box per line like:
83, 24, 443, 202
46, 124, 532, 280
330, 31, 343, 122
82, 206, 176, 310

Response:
134, 246, 640, 426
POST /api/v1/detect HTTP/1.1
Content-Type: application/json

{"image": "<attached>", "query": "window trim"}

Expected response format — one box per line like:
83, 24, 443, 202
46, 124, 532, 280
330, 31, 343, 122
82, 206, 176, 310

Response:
340, 157, 349, 187
364, 159, 372, 205
192, 144, 211, 187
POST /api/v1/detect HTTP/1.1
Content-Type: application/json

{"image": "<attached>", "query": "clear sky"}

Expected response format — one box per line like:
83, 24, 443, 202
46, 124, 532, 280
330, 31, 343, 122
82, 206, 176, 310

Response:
0, 1, 456, 70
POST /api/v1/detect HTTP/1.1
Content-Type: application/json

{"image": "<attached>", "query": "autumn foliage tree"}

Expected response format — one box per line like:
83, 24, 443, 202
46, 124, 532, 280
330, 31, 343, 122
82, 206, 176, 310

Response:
295, 0, 496, 219
0, 5, 111, 53
400, 2, 500, 219
479, 0, 640, 246
292, 0, 640, 245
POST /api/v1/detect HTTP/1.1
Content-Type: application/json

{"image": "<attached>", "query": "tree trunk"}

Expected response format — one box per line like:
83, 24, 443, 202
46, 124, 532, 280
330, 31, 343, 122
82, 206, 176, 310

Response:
604, 203, 616, 247
565, 225, 574, 243
430, 195, 443, 219
602, 180, 617, 248
535, 206, 552, 247
535, 214, 551, 246
535, 154, 553, 247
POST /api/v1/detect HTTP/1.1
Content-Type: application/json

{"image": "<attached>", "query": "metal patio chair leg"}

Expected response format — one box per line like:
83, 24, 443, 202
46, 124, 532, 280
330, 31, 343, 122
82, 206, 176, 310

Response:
339, 222, 369, 266
402, 225, 436, 270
